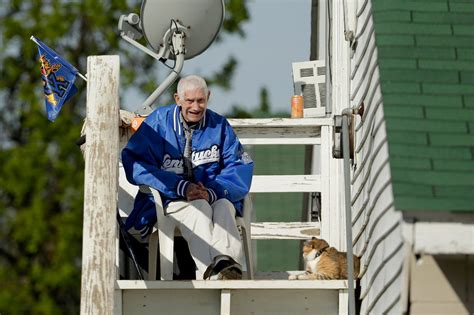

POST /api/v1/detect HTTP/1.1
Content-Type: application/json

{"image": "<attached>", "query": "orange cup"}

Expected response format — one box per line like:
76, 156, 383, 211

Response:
291, 95, 304, 118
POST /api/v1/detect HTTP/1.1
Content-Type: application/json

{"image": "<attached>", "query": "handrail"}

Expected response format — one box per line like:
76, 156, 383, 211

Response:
228, 117, 334, 128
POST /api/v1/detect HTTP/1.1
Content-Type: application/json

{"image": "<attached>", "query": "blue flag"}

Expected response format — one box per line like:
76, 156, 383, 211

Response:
33, 36, 79, 122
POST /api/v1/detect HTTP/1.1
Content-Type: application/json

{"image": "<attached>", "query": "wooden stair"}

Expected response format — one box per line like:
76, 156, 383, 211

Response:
228, 118, 332, 242
116, 117, 350, 315
116, 279, 349, 315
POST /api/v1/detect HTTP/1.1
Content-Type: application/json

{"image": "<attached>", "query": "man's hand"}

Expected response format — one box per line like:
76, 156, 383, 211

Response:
186, 182, 209, 202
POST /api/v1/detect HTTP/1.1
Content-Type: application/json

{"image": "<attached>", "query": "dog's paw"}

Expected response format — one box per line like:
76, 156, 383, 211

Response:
288, 274, 298, 280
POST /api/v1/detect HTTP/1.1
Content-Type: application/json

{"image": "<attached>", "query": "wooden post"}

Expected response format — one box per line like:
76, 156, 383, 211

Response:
329, 0, 350, 251
81, 55, 120, 315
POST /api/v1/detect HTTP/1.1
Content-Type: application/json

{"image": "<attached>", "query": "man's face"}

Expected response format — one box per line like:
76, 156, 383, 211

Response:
175, 88, 210, 123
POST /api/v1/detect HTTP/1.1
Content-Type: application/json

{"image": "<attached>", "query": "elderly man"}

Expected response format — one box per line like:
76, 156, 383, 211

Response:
122, 75, 253, 280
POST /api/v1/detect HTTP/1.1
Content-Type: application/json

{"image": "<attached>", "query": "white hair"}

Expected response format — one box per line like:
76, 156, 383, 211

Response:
177, 75, 208, 99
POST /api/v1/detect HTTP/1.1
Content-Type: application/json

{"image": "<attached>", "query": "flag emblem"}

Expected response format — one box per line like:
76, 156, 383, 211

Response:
33, 36, 78, 121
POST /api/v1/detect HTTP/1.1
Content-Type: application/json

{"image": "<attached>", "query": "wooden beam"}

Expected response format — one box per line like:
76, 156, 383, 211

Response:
228, 117, 333, 127
413, 222, 474, 254
250, 175, 322, 193
251, 222, 320, 239
220, 289, 231, 315
240, 137, 321, 145
230, 118, 331, 146
116, 279, 349, 290
81, 55, 120, 315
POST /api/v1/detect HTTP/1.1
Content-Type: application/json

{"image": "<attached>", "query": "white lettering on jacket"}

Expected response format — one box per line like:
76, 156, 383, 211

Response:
161, 145, 220, 173
161, 154, 184, 174
192, 145, 220, 166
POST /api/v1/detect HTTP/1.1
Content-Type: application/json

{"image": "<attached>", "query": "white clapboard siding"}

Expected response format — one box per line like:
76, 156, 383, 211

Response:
350, 0, 404, 314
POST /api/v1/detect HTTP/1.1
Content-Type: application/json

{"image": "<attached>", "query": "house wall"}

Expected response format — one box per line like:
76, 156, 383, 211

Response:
410, 254, 474, 314
349, 0, 405, 313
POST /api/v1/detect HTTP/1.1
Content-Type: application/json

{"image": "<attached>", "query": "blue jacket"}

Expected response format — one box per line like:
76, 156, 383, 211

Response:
122, 104, 254, 236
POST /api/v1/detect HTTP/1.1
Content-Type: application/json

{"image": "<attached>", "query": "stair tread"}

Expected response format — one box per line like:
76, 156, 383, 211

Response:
116, 279, 349, 290
228, 117, 333, 127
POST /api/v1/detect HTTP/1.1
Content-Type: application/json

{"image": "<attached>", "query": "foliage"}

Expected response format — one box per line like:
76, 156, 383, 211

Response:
0, 1, 249, 313
259, 87, 270, 113
226, 87, 289, 118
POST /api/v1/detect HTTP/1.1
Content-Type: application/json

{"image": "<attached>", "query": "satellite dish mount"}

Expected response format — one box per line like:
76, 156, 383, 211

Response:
118, 0, 224, 116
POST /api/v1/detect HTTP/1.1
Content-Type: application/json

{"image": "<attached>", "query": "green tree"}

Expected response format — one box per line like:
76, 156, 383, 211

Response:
226, 87, 290, 118
0, 1, 249, 314
259, 87, 270, 113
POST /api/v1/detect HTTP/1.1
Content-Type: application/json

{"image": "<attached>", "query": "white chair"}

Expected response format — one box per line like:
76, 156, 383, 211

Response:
143, 186, 254, 280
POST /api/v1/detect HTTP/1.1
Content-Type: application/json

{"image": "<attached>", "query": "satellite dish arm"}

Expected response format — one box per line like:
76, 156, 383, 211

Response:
136, 32, 185, 116
120, 33, 163, 61
118, 15, 187, 115
118, 13, 163, 59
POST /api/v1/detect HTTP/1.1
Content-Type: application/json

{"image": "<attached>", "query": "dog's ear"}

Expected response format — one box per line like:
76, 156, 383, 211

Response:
311, 237, 317, 240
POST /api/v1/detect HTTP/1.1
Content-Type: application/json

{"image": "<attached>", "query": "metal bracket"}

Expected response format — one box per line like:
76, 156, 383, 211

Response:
332, 115, 345, 159
332, 102, 364, 159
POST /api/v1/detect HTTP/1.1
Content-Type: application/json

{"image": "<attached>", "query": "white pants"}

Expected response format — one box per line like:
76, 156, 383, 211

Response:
166, 198, 243, 279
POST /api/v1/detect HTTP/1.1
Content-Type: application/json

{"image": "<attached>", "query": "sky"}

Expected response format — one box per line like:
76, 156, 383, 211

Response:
129, 0, 312, 116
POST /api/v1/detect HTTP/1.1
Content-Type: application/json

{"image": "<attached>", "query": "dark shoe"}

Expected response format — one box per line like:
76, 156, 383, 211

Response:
203, 262, 217, 280
215, 260, 242, 280
203, 259, 242, 280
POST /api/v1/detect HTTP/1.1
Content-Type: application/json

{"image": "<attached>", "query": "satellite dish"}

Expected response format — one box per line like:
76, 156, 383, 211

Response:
118, 0, 225, 115
141, 0, 224, 59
